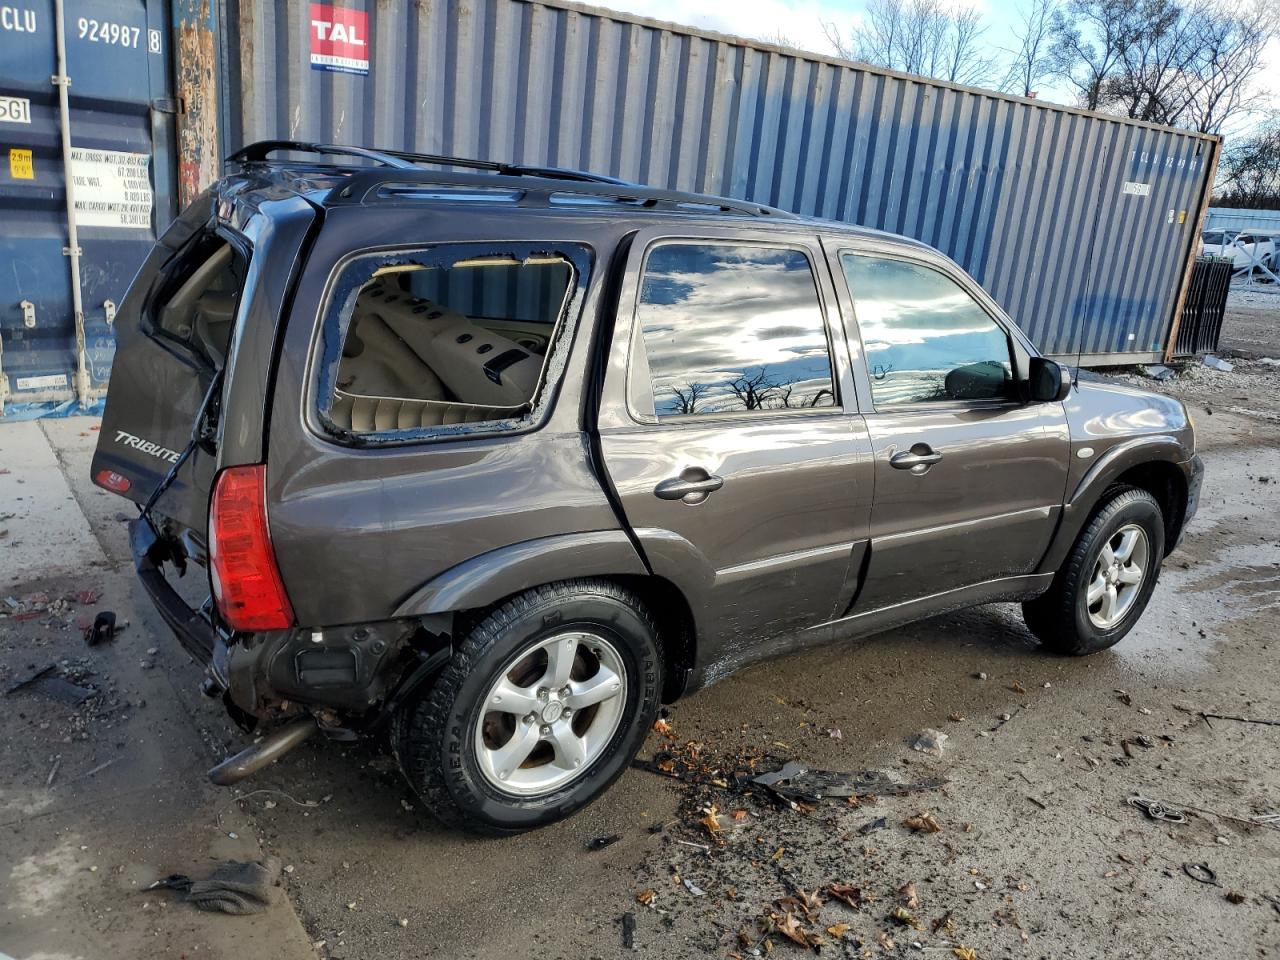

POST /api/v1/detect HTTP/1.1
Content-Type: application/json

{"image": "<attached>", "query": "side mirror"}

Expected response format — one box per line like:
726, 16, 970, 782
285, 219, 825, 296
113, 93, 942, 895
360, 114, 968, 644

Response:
1028, 356, 1071, 402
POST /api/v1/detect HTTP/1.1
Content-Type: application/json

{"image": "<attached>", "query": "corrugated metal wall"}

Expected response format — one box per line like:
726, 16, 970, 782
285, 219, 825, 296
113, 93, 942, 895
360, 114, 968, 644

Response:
1205, 207, 1280, 236
222, 0, 1217, 362
0, 0, 177, 415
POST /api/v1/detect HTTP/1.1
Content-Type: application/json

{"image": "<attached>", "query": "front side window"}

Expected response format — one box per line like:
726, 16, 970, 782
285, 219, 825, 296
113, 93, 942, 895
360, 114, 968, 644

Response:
317, 245, 583, 438
841, 253, 1014, 407
635, 243, 836, 418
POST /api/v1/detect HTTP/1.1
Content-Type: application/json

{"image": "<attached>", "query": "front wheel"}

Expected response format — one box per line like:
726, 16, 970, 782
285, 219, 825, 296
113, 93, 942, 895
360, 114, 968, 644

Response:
1022, 487, 1165, 655
393, 580, 663, 833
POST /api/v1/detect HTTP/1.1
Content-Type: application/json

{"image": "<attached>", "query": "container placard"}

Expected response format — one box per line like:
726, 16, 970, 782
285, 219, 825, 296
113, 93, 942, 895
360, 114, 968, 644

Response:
70, 147, 152, 228
309, 3, 369, 75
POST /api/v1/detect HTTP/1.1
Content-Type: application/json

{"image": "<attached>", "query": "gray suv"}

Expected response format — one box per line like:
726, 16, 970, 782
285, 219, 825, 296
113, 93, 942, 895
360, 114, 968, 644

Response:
92, 142, 1203, 833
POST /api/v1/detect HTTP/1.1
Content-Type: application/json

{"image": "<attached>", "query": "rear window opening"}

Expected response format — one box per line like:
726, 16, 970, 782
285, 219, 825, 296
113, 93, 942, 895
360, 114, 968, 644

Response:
150, 234, 246, 371
319, 248, 582, 438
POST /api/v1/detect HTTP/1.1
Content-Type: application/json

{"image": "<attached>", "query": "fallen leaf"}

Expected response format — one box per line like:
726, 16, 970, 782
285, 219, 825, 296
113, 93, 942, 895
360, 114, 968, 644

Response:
889, 906, 923, 930
932, 912, 955, 934
636, 889, 657, 906
954, 948, 979, 960
1225, 890, 1247, 905
770, 846, 785, 862
773, 911, 819, 949
902, 811, 942, 833
826, 923, 851, 938
948, 713, 965, 722
653, 718, 673, 735
878, 931, 896, 950
701, 805, 723, 836
1009, 681, 1027, 694
898, 881, 920, 909
732, 809, 749, 821
825, 883, 862, 908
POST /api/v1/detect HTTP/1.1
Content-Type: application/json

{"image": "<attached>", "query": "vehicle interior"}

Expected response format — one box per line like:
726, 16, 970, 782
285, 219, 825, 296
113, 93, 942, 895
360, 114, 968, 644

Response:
153, 238, 242, 369
329, 256, 573, 433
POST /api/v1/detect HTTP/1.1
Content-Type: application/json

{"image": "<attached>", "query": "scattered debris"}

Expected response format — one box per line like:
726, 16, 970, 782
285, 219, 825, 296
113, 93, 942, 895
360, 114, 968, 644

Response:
6, 663, 97, 706
682, 877, 707, 897
902, 811, 942, 833
825, 883, 862, 907
751, 764, 945, 802
635, 889, 657, 906
83, 611, 116, 647
1009, 681, 1027, 694
147, 857, 282, 915
908, 729, 948, 757
1128, 794, 1187, 824
621, 911, 637, 949
1201, 712, 1280, 728
1203, 355, 1234, 372
1182, 862, 1218, 886
1225, 890, 1247, 905
857, 816, 888, 836
1141, 364, 1175, 381
974, 672, 988, 680
586, 834, 621, 852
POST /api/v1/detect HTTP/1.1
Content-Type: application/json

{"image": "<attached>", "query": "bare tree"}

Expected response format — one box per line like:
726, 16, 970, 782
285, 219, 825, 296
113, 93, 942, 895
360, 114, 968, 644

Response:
1002, 0, 1059, 97
1049, 0, 1147, 110
1214, 120, 1280, 207
726, 367, 780, 411
1178, 1, 1274, 134
824, 0, 998, 86
1103, 0, 1199, 124
667, 382, 709, 415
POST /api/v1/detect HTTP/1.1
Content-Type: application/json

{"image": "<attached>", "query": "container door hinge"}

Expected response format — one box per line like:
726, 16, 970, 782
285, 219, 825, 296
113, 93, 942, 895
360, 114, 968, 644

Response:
50, 74, 71, 88
20, 300, 35, 329
151, 97, 182, 115
103, 300, 116, 325
62, 245, 82, 257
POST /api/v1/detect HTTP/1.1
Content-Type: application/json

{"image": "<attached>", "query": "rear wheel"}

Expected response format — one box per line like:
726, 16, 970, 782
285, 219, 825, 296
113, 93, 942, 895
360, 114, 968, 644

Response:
393, 580, 662, 833
1022, 487, 1165, 655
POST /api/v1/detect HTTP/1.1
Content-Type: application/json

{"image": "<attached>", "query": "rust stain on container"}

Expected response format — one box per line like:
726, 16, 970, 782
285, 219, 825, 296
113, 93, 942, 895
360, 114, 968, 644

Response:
177, 0, 219, 209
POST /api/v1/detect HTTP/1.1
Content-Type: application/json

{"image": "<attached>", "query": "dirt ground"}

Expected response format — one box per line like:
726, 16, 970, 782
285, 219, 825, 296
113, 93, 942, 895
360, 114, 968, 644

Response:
1, 291, 1278, 960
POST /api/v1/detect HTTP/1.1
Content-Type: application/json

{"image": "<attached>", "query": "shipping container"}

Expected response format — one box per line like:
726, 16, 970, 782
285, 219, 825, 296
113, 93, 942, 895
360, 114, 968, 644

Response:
0, 0, 177, 415
1204, 207, 1280, 237
220, 0, 1220, 366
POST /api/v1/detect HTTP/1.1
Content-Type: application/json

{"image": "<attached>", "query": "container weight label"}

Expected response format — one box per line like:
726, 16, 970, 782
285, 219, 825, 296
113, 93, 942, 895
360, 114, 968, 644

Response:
70, 147, 152, 229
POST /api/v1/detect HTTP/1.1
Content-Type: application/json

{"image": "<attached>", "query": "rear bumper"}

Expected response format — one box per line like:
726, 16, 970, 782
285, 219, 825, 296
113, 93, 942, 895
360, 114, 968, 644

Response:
129, 518, 217, 666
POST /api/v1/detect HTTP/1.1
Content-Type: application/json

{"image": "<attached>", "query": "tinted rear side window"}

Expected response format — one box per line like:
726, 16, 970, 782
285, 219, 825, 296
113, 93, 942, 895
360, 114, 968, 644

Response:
636, 243, 836, 418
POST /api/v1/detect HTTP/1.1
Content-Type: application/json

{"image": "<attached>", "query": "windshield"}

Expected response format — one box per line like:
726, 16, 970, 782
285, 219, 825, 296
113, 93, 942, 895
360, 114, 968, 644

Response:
1201, 232, 1229, 245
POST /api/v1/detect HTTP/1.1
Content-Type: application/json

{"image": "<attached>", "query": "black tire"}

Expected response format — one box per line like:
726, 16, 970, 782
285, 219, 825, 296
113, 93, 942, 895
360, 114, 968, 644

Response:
393, 579, 663, 834
1022, 486, 1165, 655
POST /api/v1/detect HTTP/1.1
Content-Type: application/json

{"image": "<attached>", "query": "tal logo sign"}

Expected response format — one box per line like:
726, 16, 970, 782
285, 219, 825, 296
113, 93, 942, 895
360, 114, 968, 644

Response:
310, 3, 369, 76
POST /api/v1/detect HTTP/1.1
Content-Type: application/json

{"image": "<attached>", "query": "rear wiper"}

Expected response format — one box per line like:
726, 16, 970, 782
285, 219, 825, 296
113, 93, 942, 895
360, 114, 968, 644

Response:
139, 368, 225, 534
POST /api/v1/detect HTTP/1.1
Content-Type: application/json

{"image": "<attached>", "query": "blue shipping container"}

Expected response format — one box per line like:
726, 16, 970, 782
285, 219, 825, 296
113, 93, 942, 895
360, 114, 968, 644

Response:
0, 0, 177, 414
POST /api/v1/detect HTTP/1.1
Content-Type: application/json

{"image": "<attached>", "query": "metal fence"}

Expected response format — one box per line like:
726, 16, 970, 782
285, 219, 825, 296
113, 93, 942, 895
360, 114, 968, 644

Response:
1170, 258, 1233, 357
221, 0, 1218, 365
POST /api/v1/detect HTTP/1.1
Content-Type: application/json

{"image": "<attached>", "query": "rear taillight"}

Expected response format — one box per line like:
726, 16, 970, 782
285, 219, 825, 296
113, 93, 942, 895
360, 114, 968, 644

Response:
93, 469, 131, 494
208, 465, 294, 632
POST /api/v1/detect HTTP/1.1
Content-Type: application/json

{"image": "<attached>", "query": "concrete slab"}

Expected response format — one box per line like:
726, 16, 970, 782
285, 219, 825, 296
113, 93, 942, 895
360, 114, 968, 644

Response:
0, 420, 107, 585
37, 416, 134, 567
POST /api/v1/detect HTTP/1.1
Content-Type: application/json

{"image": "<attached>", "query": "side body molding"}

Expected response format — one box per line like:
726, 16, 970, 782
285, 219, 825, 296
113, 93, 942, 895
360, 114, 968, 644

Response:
393, 531, 648, 617
1037, 434, 1193, 574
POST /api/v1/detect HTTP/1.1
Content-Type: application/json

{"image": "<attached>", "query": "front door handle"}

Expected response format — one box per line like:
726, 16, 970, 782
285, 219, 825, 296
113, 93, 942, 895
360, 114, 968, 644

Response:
890, 446, 943, 473
654, 473, 724, 502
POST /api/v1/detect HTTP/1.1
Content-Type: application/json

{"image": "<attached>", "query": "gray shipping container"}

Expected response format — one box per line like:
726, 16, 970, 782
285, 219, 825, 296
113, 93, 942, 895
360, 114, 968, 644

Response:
221, 0, 1219, 365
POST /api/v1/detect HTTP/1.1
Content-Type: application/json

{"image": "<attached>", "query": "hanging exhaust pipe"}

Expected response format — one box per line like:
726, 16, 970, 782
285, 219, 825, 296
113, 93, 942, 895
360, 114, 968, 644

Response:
208, 718, 318, 786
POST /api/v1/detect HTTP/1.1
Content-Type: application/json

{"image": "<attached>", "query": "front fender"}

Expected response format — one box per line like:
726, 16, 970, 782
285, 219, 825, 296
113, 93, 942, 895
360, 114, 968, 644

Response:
392, 531, 648, 617
1037, 435, 1192, 574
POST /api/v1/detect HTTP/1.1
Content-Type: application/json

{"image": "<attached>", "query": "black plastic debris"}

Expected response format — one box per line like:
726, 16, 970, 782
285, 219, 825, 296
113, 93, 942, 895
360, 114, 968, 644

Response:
6, 663, 97, 705
621, 911, 637, 950
147, 856, 282, 915
587, 834, 621, 851
84, 611, 117, 647
751, 764, 946, 802
1183, 862, 1218, 885
857, 816, 888, 836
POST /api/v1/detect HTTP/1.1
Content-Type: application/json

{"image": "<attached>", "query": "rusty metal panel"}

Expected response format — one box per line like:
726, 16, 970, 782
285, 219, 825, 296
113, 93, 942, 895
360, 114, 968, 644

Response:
219, 0, 1218, 362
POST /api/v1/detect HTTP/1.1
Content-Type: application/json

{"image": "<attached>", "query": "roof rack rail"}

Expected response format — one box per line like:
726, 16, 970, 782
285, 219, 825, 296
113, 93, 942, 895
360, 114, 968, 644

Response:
227, 140, 635, 186
227, 140, 796, 220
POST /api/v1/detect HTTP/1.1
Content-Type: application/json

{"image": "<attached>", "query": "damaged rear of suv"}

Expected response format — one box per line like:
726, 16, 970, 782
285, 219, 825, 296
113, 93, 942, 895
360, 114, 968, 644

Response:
94, 142, 1202, 833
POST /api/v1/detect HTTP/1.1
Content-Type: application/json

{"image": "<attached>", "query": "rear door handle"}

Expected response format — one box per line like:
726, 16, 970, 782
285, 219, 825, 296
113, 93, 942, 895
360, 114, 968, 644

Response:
654, 474, 724, 502
889, 446, 943, 472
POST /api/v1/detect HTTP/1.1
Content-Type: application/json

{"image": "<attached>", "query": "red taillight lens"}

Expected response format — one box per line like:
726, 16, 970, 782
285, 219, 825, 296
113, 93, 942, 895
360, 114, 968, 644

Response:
93, 469, 131, 493
208, 465, 294, 632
